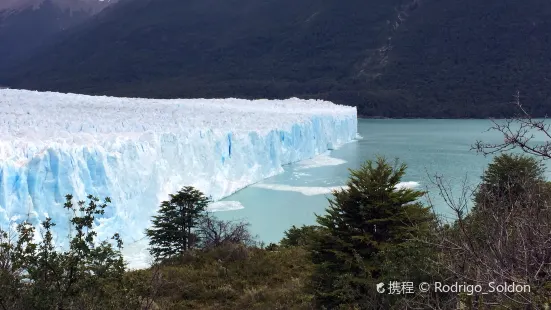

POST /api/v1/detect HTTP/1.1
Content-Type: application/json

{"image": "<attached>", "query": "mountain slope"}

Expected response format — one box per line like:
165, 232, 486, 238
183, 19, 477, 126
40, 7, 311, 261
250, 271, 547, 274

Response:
376, 0, 551, 117
0, 0, 111, 12
1, 0, 408, 107
3, 0, 551, 117
0, 0, 115, 70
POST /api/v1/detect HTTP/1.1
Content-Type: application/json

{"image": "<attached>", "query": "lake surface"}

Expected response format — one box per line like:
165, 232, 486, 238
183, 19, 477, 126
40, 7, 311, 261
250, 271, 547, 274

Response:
125, 118, 551, 268
212, 119, 513, 245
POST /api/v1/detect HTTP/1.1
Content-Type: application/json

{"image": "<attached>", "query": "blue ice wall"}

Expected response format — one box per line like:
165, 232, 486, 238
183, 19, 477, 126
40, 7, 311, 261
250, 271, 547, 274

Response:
0, 93, 357, 246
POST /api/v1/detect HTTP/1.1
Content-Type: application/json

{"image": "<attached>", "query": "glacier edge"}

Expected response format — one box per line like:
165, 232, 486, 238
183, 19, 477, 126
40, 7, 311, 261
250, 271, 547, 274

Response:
0, 89, 357, 246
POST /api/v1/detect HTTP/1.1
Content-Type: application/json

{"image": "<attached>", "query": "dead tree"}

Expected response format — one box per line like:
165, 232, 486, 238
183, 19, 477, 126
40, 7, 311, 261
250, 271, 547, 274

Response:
427, 171, 551, 308
197, 213, 255, 250
473, 91, 551, 160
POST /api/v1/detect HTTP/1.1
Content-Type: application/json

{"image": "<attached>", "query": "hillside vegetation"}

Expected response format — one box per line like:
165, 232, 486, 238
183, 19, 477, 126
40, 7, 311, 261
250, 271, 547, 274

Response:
0, 0, 113, 71
4, 0, 551, 117
2, 151, 551, 309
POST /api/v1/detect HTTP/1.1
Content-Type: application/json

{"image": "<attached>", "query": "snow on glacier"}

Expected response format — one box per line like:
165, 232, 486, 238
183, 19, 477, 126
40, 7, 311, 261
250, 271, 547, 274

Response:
0, 89, 357, 257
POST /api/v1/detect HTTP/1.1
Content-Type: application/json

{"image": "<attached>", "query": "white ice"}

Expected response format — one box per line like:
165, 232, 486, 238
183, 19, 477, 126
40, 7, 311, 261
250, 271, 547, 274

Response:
253, 181, 420, 196
0, 89, 357, 266
395, 181, 420, 190
251, 183, 348, 196
294, 153, 347, 170
207, 201, 245, 212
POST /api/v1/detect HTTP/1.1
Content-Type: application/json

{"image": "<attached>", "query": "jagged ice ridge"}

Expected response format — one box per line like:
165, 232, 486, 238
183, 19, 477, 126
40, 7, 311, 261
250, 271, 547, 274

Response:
0, 89, 357, 246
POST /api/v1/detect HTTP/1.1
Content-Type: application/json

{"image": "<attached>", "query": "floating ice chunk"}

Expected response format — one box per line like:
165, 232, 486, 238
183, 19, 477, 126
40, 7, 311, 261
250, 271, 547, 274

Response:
395, 181, 420, 190
207, 201, 245, 212
295, 153, 347, 170
252, 183, 348, 196
292, 172, 311, 179
253, 181, 420, 196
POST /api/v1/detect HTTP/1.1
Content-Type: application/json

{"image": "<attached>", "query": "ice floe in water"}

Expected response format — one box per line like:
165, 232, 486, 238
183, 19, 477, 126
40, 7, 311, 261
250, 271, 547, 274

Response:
253, 181, 420, 196
292, 172, 311, 179
295, 153, 347, 170
395, 181, 421, 190
207, 201, 245, 212
251, 183, 348, 196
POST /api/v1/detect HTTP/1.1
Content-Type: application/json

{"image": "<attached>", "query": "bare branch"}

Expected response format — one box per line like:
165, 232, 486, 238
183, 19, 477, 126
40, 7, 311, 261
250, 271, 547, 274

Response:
473, 91, 551, 160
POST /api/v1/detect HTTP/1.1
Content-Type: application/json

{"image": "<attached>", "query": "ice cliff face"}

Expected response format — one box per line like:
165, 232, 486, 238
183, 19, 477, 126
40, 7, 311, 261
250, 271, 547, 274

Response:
0, 89, 357, 244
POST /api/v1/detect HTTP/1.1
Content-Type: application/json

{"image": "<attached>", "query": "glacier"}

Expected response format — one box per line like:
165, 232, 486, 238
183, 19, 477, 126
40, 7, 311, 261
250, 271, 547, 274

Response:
0, 89, 357, 261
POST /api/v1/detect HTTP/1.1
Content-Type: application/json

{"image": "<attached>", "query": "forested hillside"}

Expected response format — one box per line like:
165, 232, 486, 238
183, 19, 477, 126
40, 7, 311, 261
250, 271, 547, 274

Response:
3, 0, 551, 117
0, 0, 114, 70
376, 0, 551, 117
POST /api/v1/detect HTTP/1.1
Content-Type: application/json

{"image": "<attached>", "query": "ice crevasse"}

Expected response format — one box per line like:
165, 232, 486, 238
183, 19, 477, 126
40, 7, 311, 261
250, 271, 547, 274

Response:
0, 89, 357, 243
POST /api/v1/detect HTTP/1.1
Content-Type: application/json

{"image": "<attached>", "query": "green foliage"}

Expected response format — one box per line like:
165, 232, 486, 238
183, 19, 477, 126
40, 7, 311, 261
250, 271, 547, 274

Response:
483, 153, 545, 184
310, 157, 437, 309
4, 153, 551, 309
0, 194, 139, 310
264, 243, 279, 251
378, 0, 551, 118
280, 225, 324, 248
146, 186, 211, 261
439, 153, 551, 308
5, 0, 551, 117
127, 245, 315, 309
474, 153, 548, 208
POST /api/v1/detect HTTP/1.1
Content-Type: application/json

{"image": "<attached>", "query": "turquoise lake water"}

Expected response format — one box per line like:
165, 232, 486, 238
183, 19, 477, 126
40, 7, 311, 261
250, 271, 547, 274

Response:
124, 118, 551, 268
213, 119, 512, 244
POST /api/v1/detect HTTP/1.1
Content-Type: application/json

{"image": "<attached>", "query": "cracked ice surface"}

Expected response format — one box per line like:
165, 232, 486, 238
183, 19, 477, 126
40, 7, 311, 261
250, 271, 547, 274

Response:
0, 89, 357, 252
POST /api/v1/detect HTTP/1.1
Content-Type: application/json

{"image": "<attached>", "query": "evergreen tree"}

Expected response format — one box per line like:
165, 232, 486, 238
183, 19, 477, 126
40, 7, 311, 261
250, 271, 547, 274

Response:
146, 186, 210, 261
310, 157, 437, 309
474, 153, 549, 211
280, 225, 324, 247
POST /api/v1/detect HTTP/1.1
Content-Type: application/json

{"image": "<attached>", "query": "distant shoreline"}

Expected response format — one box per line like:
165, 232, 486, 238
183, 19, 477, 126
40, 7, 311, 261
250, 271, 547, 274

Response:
357, 115, 498, 120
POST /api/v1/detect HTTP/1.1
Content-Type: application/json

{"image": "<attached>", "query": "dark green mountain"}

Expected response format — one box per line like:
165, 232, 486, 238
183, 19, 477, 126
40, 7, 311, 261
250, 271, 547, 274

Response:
374, 0, 551, 117
3, 0, 551, 117
0, 0, 114, 71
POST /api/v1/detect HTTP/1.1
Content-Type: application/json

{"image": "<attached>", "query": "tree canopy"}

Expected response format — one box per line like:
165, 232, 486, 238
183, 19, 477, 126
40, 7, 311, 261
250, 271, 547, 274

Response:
310, 157, 437, 309
146, 186, 210, 261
